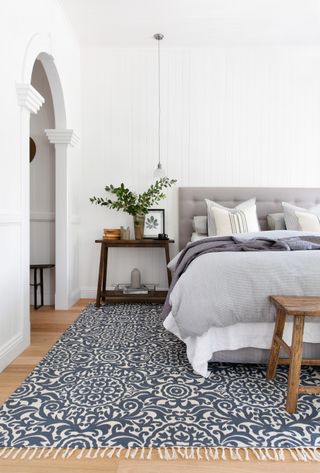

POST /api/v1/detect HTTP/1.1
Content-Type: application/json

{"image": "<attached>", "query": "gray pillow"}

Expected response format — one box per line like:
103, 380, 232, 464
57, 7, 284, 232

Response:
282, 202, 320, 230
192, 216, 208, 235
267, 213, 286, 230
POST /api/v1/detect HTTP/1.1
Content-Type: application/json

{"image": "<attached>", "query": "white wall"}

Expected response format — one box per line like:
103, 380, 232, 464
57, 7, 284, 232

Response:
30, 60, 55, 305
80, 46, 320, 296
0, 0, 81, 371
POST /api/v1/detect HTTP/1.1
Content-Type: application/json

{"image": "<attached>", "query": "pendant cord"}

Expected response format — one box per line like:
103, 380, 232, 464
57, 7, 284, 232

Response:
157, 38, 161, 168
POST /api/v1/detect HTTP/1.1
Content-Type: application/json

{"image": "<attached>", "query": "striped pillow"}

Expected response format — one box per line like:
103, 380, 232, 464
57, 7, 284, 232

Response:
206, 198, 260, 236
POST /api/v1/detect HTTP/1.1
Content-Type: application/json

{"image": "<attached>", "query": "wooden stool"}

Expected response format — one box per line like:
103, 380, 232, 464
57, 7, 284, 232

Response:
267, 295, 320, 413
30, 264, 55, 310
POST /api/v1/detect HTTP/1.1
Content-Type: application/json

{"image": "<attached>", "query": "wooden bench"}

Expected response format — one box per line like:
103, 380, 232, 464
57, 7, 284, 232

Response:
267, 295, 320, 413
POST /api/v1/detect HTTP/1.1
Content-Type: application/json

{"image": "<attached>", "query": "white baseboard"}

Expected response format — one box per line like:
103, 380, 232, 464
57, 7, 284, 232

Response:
0, 332, 29, 373
69, 288, 81, 307
80, 287, 97, 299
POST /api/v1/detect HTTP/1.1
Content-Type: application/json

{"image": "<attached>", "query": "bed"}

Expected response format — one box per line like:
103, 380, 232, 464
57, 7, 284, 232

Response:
164, 187, 320, 377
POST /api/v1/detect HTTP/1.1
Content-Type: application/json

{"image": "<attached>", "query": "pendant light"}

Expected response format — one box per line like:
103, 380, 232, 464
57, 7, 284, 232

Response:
153, 33, 166, 179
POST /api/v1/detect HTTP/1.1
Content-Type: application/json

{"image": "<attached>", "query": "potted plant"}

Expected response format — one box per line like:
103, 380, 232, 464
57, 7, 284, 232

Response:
90, 177, 176, 239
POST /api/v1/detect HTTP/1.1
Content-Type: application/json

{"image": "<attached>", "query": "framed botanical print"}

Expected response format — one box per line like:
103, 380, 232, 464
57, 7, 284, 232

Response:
144, 209, 165, 238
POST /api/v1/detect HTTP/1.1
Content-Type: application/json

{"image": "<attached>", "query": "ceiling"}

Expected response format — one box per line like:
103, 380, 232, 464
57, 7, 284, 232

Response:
60, 0, 320, 47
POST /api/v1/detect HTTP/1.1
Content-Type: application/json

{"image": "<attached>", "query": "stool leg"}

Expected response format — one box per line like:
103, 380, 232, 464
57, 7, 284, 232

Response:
286, 315, 305, 414
40, 268, 44, 307
266, 308, 286, 380
34, 268, 38, 310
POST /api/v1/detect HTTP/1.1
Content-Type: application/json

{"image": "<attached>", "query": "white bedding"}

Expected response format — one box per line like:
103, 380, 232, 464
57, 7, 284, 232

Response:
165, 230, 320, 377
164, 313, 320, 377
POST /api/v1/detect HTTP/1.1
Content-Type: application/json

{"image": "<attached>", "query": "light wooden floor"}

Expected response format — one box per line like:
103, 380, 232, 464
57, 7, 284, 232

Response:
0, 300, 318, 472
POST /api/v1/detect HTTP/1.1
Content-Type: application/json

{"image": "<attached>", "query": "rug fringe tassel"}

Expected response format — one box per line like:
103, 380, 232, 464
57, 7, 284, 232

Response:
116, 446, 124, 458
1, 446, 320, 461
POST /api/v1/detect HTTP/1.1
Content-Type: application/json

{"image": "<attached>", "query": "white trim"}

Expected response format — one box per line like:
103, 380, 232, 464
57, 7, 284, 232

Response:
45, 129, 80, 147
16, 83, 45, 114
30, 211, 55, 222
0, 332, 28, 373
69, 288, 81, 307
80, 287, 97, 299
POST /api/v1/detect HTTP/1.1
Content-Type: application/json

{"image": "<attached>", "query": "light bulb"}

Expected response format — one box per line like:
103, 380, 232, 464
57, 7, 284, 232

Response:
153, 163, 166, 178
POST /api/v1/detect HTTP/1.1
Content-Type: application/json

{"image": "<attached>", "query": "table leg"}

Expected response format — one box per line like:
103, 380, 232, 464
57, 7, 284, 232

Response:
34, 268, 38, 310
96, 244, 105, 307
266, 308, 286, 380
40, 268, 44, 308
102, 247, 108, 302
286, 315, 305, 413
164, 243, 172, 286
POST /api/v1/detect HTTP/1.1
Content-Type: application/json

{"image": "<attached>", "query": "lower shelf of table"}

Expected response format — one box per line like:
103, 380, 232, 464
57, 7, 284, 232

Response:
97, 290, 168, 304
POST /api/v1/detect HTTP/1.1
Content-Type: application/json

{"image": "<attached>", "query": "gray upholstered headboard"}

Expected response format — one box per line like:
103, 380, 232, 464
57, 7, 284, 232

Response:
179, 187, 320, 250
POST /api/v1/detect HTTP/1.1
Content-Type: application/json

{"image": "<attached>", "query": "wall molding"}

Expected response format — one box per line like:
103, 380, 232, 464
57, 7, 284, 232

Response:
0, 332, 28, 373
45, 128, 80, 147
16, 83, 45, 114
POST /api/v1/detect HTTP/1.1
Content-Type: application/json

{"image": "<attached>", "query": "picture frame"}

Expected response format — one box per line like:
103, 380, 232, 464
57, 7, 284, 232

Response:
144, 209, 165, 238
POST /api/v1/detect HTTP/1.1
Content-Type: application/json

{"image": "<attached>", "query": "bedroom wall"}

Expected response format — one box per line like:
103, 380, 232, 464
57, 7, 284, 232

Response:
80, 45, 320, 296
0, 0, 81, 371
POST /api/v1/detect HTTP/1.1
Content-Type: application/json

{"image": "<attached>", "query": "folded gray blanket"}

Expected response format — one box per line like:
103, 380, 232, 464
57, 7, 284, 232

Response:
162, 235, 320, 319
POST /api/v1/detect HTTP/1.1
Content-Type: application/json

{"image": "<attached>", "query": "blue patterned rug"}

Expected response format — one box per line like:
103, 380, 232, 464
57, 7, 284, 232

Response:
0, 303, 320, 453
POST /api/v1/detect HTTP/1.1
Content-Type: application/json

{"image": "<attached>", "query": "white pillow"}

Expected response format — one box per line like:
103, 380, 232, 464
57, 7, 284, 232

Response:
295, 211, 320, 231
205, 198, 260, 236
282, 202, 320, 230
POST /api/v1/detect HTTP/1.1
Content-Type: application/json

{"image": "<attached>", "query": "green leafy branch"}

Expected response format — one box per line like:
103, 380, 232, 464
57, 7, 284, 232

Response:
90, 177, 177, 216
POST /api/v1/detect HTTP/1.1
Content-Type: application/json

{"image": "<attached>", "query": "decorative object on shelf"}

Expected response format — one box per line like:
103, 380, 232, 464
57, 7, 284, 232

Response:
120, 226, 130, 240
153, 33, 166, 178
29, 137, 36, 163
158, 233, 169, 240
144, 209, 165, 238
131, 268, 141, 289
114, 283, 156, 295
90, 177, 176, 240
103, 228, 121, 240
124, 285, 149, 295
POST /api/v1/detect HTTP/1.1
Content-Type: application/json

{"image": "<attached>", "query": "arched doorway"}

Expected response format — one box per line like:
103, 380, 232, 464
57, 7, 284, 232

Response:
17, 33, 77, 322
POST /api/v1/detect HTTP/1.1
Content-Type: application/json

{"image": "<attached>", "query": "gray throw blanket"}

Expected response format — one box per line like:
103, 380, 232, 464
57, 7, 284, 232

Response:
162, 235, 320, 319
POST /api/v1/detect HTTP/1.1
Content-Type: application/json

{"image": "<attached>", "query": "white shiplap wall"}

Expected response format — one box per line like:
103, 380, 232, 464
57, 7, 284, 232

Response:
80, 46, 320, 296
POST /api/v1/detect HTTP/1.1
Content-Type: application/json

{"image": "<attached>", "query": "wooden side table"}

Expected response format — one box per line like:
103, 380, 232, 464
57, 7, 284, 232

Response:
267, 295, 320, 413
95, 239, 174, 307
